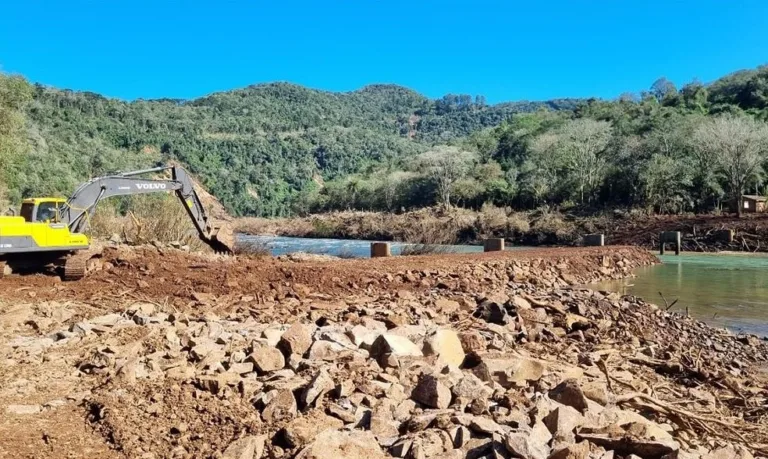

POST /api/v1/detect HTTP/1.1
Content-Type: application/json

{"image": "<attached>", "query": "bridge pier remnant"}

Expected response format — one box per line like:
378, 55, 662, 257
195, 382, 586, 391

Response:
371, 242, 391, 258
659, 231, 681, 255
583, 234, 605, 247
483, 238, 505, 252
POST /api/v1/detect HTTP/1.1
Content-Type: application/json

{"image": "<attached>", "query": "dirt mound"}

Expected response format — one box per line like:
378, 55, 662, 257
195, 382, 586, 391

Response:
0, 245, 656, 314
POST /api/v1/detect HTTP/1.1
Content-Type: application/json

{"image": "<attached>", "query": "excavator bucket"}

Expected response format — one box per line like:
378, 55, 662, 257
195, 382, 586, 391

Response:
202, 221, 236, 254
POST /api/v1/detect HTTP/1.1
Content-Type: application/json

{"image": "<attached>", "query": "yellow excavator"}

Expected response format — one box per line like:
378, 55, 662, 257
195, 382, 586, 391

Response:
0, 165, 235, 280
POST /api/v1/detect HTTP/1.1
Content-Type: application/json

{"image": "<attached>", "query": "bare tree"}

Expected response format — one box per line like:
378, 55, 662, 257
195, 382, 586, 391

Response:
531, 119, 612, 203
527, 133, 560, 204
691, 115, 768, 216
380, 170, 414, 211
416, 146, 476, 207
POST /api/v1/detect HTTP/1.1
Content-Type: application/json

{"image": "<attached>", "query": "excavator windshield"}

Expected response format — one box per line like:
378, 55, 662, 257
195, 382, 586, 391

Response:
19, 199, 66, 223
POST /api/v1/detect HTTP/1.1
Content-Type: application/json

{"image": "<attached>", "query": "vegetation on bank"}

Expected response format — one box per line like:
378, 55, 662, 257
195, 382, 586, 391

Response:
236, 205, 768, 253
2, 66, 768, 221
237, 205, 586, 246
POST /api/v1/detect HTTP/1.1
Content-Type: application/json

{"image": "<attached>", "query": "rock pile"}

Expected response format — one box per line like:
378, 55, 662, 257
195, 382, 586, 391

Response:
2, 247, 766, 458
28, 287, 761, 458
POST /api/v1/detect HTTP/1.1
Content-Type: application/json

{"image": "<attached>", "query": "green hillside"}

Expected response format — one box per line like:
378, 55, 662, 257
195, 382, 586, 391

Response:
2, 80, 575, 216
2, 65, 768, 217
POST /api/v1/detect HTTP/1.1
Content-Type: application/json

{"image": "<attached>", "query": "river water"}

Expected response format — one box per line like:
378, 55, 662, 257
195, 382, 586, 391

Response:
593, 253, 768, 336
241, 236, 768, 336
239, 235, 533, 258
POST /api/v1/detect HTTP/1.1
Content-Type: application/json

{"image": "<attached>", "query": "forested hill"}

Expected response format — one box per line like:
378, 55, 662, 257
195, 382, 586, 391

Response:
2, 65, 768, 218
2, 79, 578, 216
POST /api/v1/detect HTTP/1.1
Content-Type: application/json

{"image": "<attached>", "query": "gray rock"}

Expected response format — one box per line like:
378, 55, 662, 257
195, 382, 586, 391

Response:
262, 389, 297, 423
278, 323, 313, 357
412, 374, 452, 409
307, 340, 346, 361
248, 345, 285, 373
549, 379, 589, 413
452, 373, 492, 400
504, 430, 549, 459
469, 416, 503, 435
370, 334, 423, 359
301, 369, 335, 408
284, 411, 344, 448
222, 435, 267, 459
473, 355, 547, 387
543, 406, 585, 442
449, 425, 471, 448
295, 429, 386, 459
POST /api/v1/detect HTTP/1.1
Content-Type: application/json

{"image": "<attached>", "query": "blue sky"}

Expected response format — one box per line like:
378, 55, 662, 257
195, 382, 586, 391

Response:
1, 0, 766, 103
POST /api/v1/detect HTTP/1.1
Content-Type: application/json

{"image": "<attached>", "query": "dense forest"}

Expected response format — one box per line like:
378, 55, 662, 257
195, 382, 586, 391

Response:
1, 65, 768, 217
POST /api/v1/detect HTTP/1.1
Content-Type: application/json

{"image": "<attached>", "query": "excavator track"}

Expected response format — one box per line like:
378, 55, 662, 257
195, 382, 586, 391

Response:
63, 255, 87, 281
62, 248, 104, 281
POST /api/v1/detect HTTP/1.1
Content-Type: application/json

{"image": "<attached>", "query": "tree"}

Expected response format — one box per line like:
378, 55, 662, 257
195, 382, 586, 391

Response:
533, 119, 613, 203
379, 170, 414, 211
0, 73, 32, 201
415, 146, 476, 207
639, 154, 693, 213
650, 77, 677, 102
691, 114, 768, 216
526, 133, 561, 205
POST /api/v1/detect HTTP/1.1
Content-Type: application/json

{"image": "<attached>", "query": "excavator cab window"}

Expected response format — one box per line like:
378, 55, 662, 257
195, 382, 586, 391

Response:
36, 202, 60, 222
19, 201, 63, 223
20, 203, 34, 222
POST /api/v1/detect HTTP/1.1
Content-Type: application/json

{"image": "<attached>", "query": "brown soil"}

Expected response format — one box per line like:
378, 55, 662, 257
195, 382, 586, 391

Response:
1, 245, 765, 459
0, 246, 652, 312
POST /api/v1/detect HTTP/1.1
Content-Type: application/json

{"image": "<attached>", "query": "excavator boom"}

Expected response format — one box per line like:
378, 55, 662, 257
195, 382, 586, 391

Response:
62, 165, 235, 253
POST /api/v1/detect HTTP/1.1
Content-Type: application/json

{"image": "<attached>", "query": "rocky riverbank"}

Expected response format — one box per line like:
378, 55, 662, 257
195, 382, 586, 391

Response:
1, 246, 766, 458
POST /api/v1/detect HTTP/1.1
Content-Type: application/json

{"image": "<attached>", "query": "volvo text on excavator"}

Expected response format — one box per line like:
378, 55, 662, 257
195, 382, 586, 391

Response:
0, 165, 235, 280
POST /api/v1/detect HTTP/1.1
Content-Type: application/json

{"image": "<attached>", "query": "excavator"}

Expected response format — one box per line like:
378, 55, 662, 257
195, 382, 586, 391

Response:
0, 165, 235, 281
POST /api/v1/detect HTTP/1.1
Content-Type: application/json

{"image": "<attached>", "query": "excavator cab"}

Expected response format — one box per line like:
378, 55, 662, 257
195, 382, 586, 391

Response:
20, 198, 67, 223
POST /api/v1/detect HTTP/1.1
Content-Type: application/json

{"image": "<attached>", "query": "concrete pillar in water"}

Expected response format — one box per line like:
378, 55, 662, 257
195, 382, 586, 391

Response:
659, 231, 681, 255
370, 242, 391, 258
583, 234, 605, 247
483, 238, 505, 252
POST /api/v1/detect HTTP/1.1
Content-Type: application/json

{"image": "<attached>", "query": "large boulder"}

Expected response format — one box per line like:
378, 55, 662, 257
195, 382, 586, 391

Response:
222, 435, 267, 459
473, 354, 547, 387
411, 374, 452, 409
295, 429, 387, 459
423, 329, 465, 367
370, 334, 423, 359
278, 323, 313, 357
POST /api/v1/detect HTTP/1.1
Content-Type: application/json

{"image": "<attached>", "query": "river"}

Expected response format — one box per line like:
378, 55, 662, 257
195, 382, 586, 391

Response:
593, 253, 768, 336
239, 235, 533, 257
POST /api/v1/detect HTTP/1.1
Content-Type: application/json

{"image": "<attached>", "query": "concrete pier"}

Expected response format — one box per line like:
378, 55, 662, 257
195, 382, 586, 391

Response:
483, 238, 505, 252
370, 242, 391, 258
583, 234, 605, 247
659, 231, 681, 255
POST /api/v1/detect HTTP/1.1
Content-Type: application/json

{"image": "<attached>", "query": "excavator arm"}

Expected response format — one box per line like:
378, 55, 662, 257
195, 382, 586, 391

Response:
61, 165, 234, 253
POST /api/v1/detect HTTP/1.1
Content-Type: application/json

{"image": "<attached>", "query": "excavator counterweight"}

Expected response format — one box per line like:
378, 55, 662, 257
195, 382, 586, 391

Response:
0, 165, 234, 280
